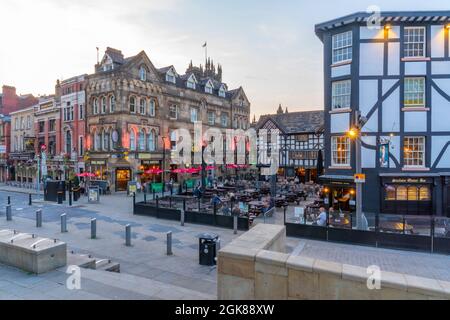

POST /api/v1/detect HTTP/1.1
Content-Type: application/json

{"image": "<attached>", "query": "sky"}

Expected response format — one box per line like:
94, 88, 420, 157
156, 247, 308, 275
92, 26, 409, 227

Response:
0, 0, 449, 120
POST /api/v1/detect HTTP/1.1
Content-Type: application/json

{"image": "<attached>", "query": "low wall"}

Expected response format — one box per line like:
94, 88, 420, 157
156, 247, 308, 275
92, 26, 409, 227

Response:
217, 224, 450, 300
0, 229, 67, 274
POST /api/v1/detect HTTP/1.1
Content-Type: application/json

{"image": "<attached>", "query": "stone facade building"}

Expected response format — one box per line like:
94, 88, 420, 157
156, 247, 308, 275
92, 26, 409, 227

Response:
85, 48, 251, 191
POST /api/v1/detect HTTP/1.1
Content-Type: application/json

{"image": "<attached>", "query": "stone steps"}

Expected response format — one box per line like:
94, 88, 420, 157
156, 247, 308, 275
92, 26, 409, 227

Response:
67, 251, 120, 273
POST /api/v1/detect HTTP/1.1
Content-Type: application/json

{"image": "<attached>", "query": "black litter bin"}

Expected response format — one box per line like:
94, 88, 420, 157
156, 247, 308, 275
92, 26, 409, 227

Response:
198, 233, 220, 266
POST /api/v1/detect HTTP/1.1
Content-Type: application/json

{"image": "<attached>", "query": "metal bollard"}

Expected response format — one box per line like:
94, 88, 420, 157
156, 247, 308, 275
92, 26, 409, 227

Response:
156, 196, 159, 208
29, 193, 32, 206
144, 192, 147, 204
91, 218, 97, 239
7, 196, 10, 205
125, 224, 131, 247
36, 209, 42, 228
167, 231, 173, 255
61, 213, 68, 233
180, 209, 185, 226
6, 205, 12, 221
233, 214, 238, 235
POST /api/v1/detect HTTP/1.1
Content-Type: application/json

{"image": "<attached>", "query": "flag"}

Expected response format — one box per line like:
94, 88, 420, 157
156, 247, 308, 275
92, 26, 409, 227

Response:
202, 42, 207, 48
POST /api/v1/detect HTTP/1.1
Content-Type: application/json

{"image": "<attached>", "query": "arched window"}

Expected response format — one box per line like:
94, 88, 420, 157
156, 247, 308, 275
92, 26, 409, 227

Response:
130, 130, 136, 151
149, 99, 156, 117
66, 130, 72, 154
139, 66, 147, 81
110, 96, 115, 113
103, 130, 110, 151
93, 98, 98, 114
101, 97, 107, 113
140, 99, 146, 115
95, 131, 101, 151
139, 129, 145, 151
130, 97, 136, 113
147, 130, 156, 151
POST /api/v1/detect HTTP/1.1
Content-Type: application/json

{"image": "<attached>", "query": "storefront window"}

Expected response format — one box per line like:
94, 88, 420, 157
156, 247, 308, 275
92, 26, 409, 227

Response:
419, 186, 431, 201
396, 186, 408, 201
407, 186, 418, 201
385, 185, 396, 200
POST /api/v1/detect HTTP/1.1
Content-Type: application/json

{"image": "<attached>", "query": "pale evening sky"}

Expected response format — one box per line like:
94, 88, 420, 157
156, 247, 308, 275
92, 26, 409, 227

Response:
0, 0, 448, 120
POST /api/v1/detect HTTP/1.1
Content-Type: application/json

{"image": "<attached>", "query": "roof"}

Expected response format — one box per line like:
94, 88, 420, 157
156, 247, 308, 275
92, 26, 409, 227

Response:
315, 11, 450, 40
105, 47, 125, 64
256, 110, 324, 134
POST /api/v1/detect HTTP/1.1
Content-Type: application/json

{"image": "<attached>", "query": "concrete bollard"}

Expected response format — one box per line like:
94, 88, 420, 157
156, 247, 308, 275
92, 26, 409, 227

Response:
125, 224, 131, 247
36, 209, 42, 228
6, 205, 12, 221
167, 231, 173, 256
233, 214, 238, 235
61, 214, 68, 233
91, 218, 97, 239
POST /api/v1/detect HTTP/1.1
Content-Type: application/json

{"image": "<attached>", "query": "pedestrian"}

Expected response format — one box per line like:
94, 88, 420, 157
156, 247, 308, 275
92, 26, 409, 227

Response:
314, 207, 328, 227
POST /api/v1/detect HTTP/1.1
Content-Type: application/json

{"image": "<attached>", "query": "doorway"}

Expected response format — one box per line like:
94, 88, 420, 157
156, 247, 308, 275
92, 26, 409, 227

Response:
115, 168, 131, 192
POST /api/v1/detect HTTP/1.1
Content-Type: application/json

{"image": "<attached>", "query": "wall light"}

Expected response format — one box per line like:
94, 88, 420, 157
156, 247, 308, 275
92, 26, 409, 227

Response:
384, 24, 392, 30
446, 23, 450, 30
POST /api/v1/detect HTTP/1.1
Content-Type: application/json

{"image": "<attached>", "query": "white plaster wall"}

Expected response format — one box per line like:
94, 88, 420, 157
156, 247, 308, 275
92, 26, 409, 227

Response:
404, 112, 427, 132
362, 112, 378, 133
432, 61, 450, 75
388, 26, 400, 39
331, 64, 351, 78
359, 80, 378, 116
382, 135, 400, 168
431, 25, 445, 58
382, 79, 398, 96
330, 113, 350, 133
388, 43, 400, 76
360, 43, 384, 76
382, 87, 400, 132
433, 79, 450, 93
361, 136, 376, 168
431, 87, 450, 132
405, 62, 427, 75
432, 136, 450, 168
360, 27, 385, 40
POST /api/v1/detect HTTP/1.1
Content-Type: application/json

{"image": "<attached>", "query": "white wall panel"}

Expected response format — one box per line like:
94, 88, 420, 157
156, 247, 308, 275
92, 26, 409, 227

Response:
404, 112, 427, 132
360, 43, 384, 76
431, 25, 445, 58
405, 62, 427, 75
432, 136, 450, 168
361, 136, 376, 169
359, 80, 378, 116
331, 64, 351, 78
388, 42, 400, 76
382, 87, 400, 132
431, 88, 450, 132
330, 113, 350, 134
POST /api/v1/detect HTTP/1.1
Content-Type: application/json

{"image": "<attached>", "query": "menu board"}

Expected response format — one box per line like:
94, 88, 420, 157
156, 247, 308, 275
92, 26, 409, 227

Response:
88, 187, 100, 203
128, 181, 138, 195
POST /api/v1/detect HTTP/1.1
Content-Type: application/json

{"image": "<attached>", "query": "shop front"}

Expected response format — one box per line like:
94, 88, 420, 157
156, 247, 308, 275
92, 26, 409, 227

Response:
140, 160, 162, 184
381, 175, 434, 216
319, 175, 356, 213
115, 168, 131, 192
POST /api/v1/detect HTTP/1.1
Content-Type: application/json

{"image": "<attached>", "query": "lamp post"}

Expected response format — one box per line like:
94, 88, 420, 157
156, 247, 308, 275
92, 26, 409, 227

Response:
347, 111, 367, 230
201, 142, 206, 192
162, 136, 169, 184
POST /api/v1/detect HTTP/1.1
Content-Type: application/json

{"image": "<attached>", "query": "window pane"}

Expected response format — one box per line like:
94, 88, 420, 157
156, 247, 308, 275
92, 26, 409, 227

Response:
396, 186, 407, 200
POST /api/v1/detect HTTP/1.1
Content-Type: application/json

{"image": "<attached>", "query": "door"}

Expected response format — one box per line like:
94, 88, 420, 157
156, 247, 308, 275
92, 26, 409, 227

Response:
115, 168, 131, 192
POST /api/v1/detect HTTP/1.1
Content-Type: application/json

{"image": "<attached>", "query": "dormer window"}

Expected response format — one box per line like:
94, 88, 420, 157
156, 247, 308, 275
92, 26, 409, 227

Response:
187, 75, 197, 90
139, 66, 147, 81
219, 86, 226, 98
205, 81, 213, 94
166, 68, 176, 84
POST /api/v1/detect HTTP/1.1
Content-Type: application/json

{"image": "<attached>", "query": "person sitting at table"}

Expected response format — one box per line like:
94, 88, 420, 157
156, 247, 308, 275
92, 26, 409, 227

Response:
314, 207, 328, 227
211, 193, 223, 207
193, 184, 202, 198
232, 204, 241, 216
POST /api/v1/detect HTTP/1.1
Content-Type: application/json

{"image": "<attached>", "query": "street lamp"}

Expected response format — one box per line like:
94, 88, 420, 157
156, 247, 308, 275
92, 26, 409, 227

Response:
347, 111, 367, 230
161, 136, 169, 183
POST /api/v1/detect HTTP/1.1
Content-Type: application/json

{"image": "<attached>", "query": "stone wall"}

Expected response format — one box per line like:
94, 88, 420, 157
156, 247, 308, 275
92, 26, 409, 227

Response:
217, 224, 450, 300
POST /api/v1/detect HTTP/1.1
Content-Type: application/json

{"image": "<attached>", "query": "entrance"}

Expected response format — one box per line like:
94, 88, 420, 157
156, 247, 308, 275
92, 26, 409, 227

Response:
116, 168, 131, 192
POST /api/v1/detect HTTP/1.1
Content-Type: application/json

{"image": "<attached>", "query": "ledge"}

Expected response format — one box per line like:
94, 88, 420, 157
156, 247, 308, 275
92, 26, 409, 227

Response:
286, 256, 315, 273
328, 166, 352, 170
401, 167, 430, 172
402, 107, 430, 112
401, 57, 431, 62
330, 60, 352, 68
329, 108, 352, 114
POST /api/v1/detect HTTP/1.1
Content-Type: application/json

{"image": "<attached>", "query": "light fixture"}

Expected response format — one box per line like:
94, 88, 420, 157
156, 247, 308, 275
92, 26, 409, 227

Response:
385, 24, 392, 30
390, 133, 395, 137
324, 188, 330, 193
347, 128, 359, 139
